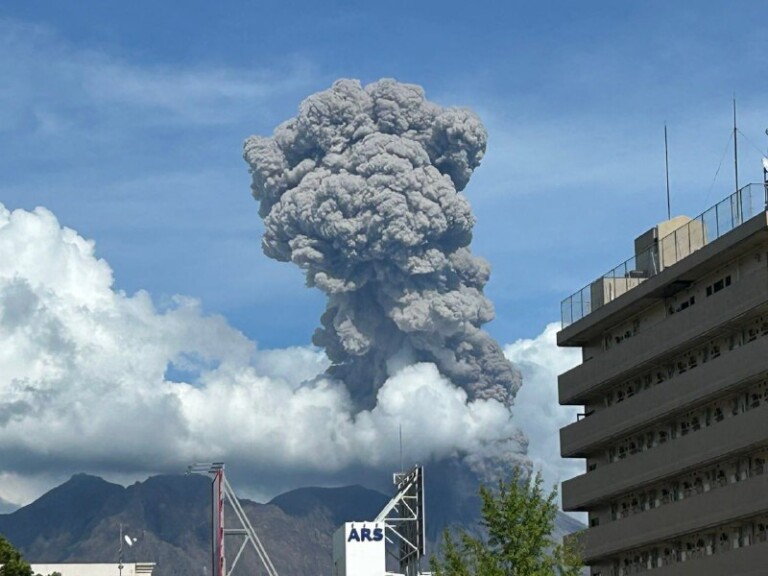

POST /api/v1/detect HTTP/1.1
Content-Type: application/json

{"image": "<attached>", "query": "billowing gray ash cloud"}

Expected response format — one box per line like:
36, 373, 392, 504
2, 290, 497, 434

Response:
244, 79, 522, 415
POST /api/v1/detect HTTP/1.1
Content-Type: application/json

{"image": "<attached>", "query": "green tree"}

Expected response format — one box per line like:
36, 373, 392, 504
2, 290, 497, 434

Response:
0, 534, 32, 576
430, 468, 582, 576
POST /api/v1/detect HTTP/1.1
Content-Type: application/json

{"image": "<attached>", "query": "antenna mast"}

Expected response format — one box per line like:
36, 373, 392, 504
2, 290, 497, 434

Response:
375, 466, 427, 576
764, 129, 768, 208
664, 124, 671, 220
733, 96, 739, 193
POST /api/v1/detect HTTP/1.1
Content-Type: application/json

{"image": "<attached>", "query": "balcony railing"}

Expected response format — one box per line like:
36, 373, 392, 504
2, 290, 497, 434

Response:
561, 183, 767, 328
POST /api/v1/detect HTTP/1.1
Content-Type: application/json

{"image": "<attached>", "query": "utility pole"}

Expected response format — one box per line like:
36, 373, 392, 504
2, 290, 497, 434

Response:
733, 96, 739, 194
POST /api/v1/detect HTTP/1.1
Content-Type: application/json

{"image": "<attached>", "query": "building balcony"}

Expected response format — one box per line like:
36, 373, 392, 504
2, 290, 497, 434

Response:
580, 467, 768, 563
559, 265, 768, 405
562, 402, 768, 511
595, 528, 768, 576
560, 335, 768, 458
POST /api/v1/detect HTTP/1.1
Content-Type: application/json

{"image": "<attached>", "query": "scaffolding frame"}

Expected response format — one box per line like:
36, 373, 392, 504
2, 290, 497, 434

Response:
187, 463, 279, 576
375, 465, 426, 576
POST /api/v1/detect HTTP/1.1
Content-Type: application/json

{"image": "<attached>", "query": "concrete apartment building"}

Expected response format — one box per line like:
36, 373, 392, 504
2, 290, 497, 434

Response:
558, 182, 768, 576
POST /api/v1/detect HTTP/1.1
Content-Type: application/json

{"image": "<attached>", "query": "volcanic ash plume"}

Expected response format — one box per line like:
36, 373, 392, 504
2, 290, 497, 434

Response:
243, 79, 521, 410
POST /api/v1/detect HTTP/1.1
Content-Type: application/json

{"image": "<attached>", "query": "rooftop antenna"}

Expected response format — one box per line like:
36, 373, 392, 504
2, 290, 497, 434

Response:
733, 95, 740, 193
763, 129, 768, 207
399, 423, 404, 473
118, 524, 136, 576
664, 124, 671, 220
376, 466, 426, 576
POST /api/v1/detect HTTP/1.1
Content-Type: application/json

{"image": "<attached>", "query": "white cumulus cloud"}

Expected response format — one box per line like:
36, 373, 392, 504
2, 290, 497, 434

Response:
0, 203, 529, 506
505, 325, 585, 514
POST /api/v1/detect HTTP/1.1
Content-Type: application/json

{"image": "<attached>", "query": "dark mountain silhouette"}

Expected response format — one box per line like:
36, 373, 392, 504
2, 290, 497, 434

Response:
269, 485, 389, 527
0, 473, 583, 576
0, 474, 392, 576
0, 474, 124, 561
0, 496, 18, 515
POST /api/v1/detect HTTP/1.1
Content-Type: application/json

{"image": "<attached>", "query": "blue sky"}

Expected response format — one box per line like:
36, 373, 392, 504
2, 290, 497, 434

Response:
1, 2, 768, 506
3, 2, 768, 346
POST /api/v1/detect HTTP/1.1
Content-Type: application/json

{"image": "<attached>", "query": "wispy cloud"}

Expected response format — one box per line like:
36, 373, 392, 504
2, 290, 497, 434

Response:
77, 58, 318, 126
0, 18, 318, 133
0, 17, 328, 325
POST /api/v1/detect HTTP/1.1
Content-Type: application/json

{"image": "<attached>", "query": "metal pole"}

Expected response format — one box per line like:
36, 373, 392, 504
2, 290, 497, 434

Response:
763, 126, 768, 209
764, 166, 768, 210
212, 470, 224, 576
733, 96, 739, 194
665, 124, 671, 220
764, 166, 768, 209
119, 524, 124, 576
715, 202, 720, 238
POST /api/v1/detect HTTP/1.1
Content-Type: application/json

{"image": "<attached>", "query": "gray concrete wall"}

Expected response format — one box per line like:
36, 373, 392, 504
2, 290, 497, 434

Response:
560, 336, 768, 457
558, 211, 768, 574
559, 266, 768, 405
582, 472, 768, 561
562, 403, 768, 510
639, 539, 768, 576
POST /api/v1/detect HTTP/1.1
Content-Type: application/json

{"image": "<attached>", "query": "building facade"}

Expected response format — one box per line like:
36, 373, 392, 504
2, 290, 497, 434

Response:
23, 564, 155, 576
558, 183, 768, 575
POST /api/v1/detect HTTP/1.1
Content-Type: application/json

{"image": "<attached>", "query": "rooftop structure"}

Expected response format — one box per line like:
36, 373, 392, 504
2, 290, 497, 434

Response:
27, 564, 155, 576
558, 181, 768, 575
561, 183, 767, 329
333, 465, 428, 576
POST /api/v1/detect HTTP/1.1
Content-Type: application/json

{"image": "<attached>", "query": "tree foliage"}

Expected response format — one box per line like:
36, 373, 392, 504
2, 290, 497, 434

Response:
430, 468, 582, 576
0, 534, 32, 576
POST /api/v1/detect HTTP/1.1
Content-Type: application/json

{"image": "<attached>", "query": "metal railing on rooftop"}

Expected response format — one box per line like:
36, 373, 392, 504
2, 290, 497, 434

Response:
561, 183, 768, 328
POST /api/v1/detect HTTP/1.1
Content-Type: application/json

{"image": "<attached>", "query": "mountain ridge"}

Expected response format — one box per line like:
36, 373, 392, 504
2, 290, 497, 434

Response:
0, 473, 583, 575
